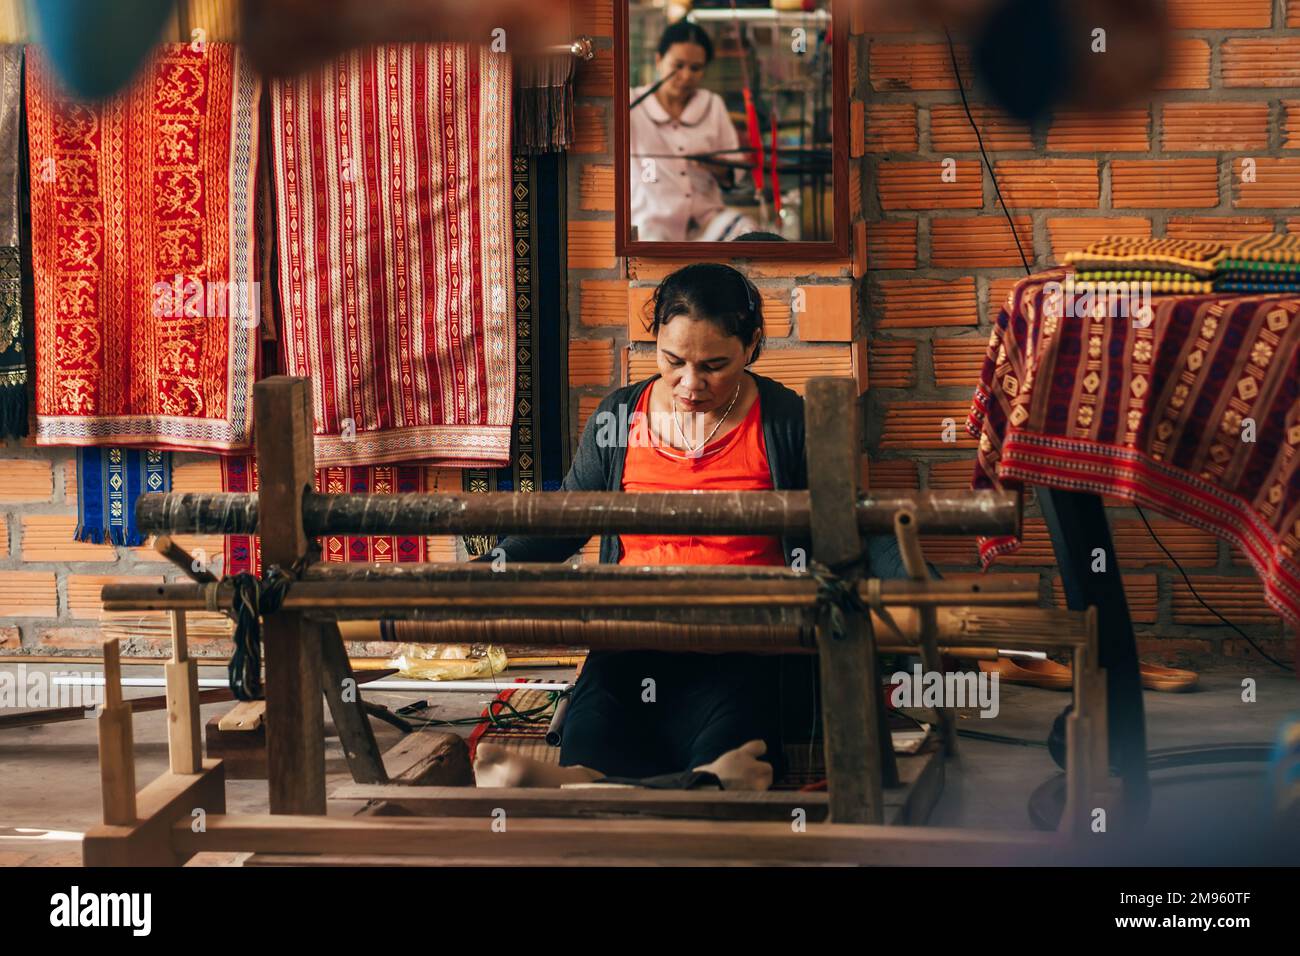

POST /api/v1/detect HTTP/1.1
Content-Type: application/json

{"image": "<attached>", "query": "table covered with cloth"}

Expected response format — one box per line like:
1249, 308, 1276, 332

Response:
967, 268, 1300, 648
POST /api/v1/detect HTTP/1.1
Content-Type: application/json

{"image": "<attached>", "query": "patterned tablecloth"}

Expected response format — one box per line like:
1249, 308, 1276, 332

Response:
967, 268, 1300, 639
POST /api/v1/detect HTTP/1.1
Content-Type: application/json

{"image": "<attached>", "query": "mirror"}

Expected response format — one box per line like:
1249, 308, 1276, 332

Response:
615, 0, 848, 257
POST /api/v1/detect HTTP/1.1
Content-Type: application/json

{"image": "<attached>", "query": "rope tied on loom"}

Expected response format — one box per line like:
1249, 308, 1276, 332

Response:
809, 558, 906, 644
228, 560, 302, 701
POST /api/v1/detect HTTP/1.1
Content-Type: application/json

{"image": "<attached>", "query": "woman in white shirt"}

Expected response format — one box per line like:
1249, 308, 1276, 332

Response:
630, 20, 756, 242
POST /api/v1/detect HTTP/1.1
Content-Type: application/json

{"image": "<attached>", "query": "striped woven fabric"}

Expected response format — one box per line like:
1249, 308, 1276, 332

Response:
1221, 233, 1300, 266
969, 269, 1300, 649
1063, 237, 1225, 277
1217, 279, 1300, 294
269, 43, 515, 468
1073, 270, 1213, 294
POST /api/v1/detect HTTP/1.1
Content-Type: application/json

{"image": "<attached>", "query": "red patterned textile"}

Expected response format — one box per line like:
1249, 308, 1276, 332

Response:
26, 44, 261, 451
969, 269, 1300, 643
220, 456, 437, 575
269, 44, 514, 467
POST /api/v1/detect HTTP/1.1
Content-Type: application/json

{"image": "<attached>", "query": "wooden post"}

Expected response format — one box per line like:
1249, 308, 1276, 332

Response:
320, 620, 388, 784
255, 376, 327, 815
97, 639, 136, 825
894, 510, 957, 755
805, 377, 887, 824
164, 610, 203, 774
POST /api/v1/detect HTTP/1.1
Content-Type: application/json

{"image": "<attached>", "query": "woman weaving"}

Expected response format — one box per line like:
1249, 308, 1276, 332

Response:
473, 264, 926, 791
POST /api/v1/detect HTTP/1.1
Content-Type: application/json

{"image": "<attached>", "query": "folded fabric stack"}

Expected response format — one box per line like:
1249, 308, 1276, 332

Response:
1213, 234, 1300, 293
1062, 236, 1223, 293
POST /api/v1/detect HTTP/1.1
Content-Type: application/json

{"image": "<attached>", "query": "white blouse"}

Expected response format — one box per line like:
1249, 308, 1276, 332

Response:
629, 85, 747, 242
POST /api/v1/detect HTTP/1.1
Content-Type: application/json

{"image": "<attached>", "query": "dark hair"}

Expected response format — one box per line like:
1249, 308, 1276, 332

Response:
657, 20, 713, 64
731, 231, 787, 242
645, 263, 764, 365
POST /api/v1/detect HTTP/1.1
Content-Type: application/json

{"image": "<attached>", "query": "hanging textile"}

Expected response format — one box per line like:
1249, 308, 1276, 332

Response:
74, 447, 171, 546
220, 455, 439, 576
0, 44, 24, 439
513, 51, 575, 153
25, 43, 262, 451
462, 151, 571, 556
269, 43, 515, 468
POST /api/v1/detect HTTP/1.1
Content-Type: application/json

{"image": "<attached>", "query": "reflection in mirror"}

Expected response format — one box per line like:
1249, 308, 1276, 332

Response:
627, 0, 834, 244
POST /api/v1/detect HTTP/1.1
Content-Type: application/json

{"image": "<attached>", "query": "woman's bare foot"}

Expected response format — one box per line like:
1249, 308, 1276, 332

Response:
473, 743, 604, 788
693, 739, 774, 791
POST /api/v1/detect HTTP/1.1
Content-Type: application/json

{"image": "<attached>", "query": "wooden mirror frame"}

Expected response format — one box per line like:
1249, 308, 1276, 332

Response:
614, 0, 850, 260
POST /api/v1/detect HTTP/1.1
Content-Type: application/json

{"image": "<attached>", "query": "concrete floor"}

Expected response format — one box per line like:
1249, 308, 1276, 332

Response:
1, 659, 1296, 865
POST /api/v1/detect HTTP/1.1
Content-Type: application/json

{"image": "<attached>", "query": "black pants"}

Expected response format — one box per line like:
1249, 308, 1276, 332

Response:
558, 650, 792, 781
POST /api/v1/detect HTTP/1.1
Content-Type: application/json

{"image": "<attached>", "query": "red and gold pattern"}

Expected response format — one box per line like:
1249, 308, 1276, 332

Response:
969, 269, 1300, 643
270, 44, 514, 467
221, 456, 453, 576
26, 44, 261, 451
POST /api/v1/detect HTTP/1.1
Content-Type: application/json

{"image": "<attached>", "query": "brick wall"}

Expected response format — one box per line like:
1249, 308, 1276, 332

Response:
860, 0, 1300, 665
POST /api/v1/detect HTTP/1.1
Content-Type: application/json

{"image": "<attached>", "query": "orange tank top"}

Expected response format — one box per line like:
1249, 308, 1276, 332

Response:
618, 379, 786, 567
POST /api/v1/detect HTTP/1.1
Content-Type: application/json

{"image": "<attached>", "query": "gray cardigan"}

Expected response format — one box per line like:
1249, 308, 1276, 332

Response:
481, 371, 922, 579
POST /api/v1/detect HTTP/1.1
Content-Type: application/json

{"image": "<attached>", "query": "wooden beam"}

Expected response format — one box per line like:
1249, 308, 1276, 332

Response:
172, 813, 1068, 866
255, 376, 326, 816
320, 620, 387, 785
805, 377, 888, 823
164, 611, 203, 774
83, 761, 226, 866
135, 488, 1021, 537
895, 509, 956, 755
97, 639, 136, 825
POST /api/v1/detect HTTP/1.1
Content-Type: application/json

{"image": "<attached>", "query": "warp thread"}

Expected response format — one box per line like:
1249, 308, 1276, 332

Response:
227, 561, 300, 701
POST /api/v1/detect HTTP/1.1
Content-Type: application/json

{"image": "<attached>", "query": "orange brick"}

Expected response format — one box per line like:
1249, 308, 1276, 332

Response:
757, 290, 793, 339
572, 104, 608, 154
1112, 519, 1217, 567
1167, 0, 1271, 28
794, 284, 855, 341
875, 277, 977, 329
130, 533, 222, 566
1163, 102, 1269, 152
63, 459, 77, 498
576, 393, 604, 436
865, 104, 918, 153
1047, 217, 1151, 261
1171, 575, 1277, 624
568, 339, 615, 386
578, 163, 614, 211
868, 458, 920, 491
926, 458, 978, 491
579, 279, 628, 327
574, 48, 613, 98
1293, 0, 1300, 28
858, 4, 920, 32
33, 626, 103, 650
568, 220, 617, 270
1046, 110, 1148, 153
1222, 39, 1300, 87
850, 100, 865, 158
0, 459, 53, 501
850, 163, 862, 220
1285, 100, 1300, 149
931, 336, 988, 389
879, 402, 978, 450
1166, 216, 1274, 241
1111, 159, 1218, 208
0, 571, 58, 617
853, 218, 867, 279
1155, 38, 1211, 90
929, 104, 1032, 152
1052, 573, 1158, 624
746, 260, 852, 280
68, 574, 165, 619
869, 42, 970, 92
627, 285, 656, 342
986, 278, 1022, 320
21, 514, 117, 562
1234, 158, 1300, 208
867, 220, 917, 270
868, 339, 916, 389
994, 159, 1098, 208
1136, 637, 1215, 662
877, 160, 982, 211
171, 459, 222, 494
930, 216, 1034, 268
573, 0, 613, 35
627, 346, 853, 395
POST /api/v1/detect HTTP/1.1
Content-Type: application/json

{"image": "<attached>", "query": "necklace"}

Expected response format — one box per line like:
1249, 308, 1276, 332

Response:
671, 381, 742, 458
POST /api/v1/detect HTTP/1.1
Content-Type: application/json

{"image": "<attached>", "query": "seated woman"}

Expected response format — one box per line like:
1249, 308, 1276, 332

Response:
473, 263, 934, 791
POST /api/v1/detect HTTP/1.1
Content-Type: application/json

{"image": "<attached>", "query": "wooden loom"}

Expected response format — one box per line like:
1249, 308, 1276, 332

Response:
85, 376, 1112, 866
